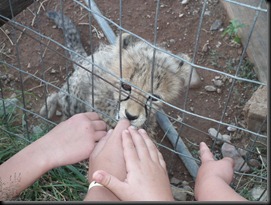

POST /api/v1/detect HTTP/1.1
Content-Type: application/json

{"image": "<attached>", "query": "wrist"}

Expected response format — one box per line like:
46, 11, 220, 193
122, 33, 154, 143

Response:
84, 185, 120, 201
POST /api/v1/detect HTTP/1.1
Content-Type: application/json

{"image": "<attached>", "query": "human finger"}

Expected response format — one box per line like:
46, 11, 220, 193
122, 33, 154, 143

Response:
128, 126, 150, 160
91, 120, 107, 131
93, 131, 107, 141
110, 119, 130, 138
122, 129, 139, 171
138, 129, 160, 162
92, 170, 126, 199
91, 129, 112, 158
199, 142, 214, 162
83, 112, 101, 121
158, 151, 167, 170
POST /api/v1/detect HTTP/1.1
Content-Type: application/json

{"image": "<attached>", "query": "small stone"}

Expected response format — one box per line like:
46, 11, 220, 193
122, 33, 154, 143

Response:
52, 25, 57, 29
248, 159, 261, 168
251, 186, 267, 201
179, 13, 184, 18
208, 128, 224, 144
169, 39, 176, 44
181, 0, 189, 5
56, 110, 62, 116
213, 79, 223, 87
171, 185, 188, 201
189, 107, 194, 112
216, 88, 222, 94
227, 126, 237, 132
222, 134, 231, 142
214, 76, 220, 80
204, 85, 217, 92
216, 41, 222, 48
50, 69, 57, 74
221, 143, 250, 172
204, 10, 211, 16
210, 19, 223, 31
170, 177, 182, 185
237, 148, 247, 157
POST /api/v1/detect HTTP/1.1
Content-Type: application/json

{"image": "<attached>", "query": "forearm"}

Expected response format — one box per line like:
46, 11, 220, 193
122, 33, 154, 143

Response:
84, 186, 120, 201
195, 176, 247, 201
0, 137, 54, 200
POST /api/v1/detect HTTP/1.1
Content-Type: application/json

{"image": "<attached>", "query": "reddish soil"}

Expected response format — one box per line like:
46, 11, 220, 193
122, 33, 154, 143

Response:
0, 0, 259, 201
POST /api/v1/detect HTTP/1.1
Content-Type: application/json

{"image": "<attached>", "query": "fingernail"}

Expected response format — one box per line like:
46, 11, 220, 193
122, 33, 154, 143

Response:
93, 172, 103, 182
107, 129, 113, 135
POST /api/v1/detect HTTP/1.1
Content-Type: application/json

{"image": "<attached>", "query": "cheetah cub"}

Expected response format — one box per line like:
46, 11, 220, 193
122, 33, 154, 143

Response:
40, 11, 200, 139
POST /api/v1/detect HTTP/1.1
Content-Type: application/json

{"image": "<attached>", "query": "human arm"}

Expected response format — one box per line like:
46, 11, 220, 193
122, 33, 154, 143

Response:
194, 142, 247, 201
0, 112, 107, 200
91, 127, 174, 201
84, 119, 130, 201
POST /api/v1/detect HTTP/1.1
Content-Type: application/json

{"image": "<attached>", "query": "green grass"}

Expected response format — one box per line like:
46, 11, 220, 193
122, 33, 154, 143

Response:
222, 19, 246, 44
0, 101, 89, 201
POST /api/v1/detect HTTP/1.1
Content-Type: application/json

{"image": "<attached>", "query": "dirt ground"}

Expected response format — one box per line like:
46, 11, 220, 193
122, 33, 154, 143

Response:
0, 0, 260, 201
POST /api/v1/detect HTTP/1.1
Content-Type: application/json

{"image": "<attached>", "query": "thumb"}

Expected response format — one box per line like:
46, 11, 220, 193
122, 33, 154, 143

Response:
92, 170, 126, 197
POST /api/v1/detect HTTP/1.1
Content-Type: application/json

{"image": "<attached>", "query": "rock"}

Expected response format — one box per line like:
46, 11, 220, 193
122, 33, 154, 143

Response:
243, 85, 267, 133
237, 148, 247, 157
0, 98, 19, 117
204, 10, 211, 16
251, 186, 267, 201
181, 0, 189, 5
247, 158, 261, 168
169, 39, 176, 44
227, 125, 237, 132
210, 19, 223, 31
170, 177, 182, 185
213, 79, 223, 87
171, 185, 188, 201
32, 125, 43, 136
50, 69, 57, 74
208, 128, 230, 144
56, 110, 62, 116
222, 134, 231, 142
204, 85, 217, 92
221, 143, 250, 172
216, 88, 222, 94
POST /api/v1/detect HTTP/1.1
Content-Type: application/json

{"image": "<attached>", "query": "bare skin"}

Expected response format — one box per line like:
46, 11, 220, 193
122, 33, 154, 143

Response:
0, 112, 107, 200
84, 119, 130, 201
90, 126, 174, 201
194, 142, 247, 201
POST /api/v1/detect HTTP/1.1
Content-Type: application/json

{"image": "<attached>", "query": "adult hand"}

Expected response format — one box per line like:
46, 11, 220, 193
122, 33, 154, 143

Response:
43, 112, 107, 169
92, 127, 174, 201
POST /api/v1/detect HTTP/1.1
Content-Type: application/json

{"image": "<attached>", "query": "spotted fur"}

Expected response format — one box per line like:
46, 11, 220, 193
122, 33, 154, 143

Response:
40, 11, 200, 139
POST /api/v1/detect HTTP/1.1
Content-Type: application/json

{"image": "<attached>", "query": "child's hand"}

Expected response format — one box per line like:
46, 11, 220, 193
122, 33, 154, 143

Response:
92, 127, 174, 201
42, 112, 107, 168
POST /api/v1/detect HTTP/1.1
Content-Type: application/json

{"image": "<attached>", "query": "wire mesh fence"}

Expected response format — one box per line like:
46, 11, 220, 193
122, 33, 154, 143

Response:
0, 0, 268, 201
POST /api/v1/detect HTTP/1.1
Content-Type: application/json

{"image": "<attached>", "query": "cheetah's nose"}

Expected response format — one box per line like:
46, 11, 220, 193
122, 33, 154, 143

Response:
125, 110, 138, 121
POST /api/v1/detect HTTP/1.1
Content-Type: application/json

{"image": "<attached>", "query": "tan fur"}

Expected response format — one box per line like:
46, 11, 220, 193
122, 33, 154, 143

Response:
40, 12, 200, 140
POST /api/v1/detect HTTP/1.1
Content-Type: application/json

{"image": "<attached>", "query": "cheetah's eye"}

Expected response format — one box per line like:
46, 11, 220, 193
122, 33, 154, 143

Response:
121, 83, 131, 91
149, 94, 161, 102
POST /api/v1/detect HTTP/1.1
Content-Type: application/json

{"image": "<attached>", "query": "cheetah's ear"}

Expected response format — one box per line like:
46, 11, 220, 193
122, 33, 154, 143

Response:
118, 33, 139, 49
177, 53, 201, 88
